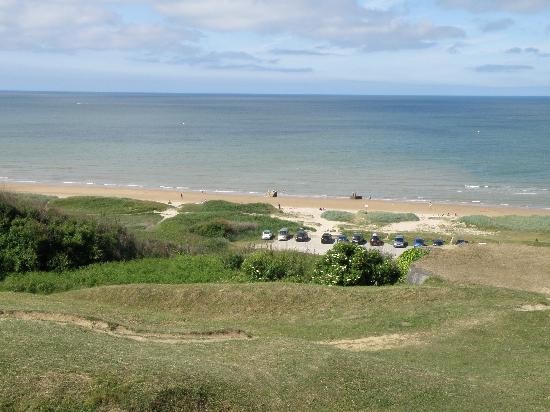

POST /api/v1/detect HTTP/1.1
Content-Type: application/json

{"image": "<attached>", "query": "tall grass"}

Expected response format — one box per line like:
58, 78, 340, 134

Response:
459, 215, 550, 232
360, 211, 419, 225
321, 210, 355, 222
50, 196, 168, 215
0, 255, 242, 294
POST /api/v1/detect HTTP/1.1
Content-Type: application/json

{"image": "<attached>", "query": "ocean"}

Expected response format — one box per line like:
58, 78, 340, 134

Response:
1, 92, 549, 208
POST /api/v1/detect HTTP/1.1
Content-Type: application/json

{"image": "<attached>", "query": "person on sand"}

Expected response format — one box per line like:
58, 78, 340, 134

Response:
180, 193, 183, 199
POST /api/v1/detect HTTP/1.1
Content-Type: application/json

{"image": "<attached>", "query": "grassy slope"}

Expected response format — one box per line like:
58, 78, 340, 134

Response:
416, 244, 550, 294
0, 282, 548, 410
0, 255, 244, 294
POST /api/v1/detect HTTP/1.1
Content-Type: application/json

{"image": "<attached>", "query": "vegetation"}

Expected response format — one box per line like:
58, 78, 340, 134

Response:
0, 282, 548, 410
396, 248, 430, 277
320, 210, 355, 222
360, 211, 420, 225
151, 200, 309, 247
314, 243, 401, 286
460, 214, 550, 233
50, 196, 168, 216
242, 250, 318, 282
0, 193, 141, 275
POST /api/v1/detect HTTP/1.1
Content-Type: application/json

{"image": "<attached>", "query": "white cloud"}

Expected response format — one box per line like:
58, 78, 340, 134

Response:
439, 0, 550, 13
155, 0, 465, 51
0, 0, 196, 51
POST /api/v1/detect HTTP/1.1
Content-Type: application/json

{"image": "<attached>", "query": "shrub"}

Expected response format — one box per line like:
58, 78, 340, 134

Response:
314, 243, 401, 286
242, 251, 317, 282
395, 248, 429, 277
0, 193, 141, 274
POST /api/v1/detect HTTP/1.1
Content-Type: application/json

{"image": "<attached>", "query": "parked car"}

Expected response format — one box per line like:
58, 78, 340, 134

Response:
393, 235, 408, 248
321, 233, 334, 244
369, 233, 384, 246
278, 228, 290, 241
295, 229, 309, 242
454, 239, 469, 245
261, 230, 273, 240
432, 239, 445, 246
336, 234, 349, 243
351, 232, 365, 245
413, 238, 426, 248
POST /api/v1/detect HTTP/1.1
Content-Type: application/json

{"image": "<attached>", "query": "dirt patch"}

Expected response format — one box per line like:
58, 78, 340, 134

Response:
515, 304, 550, 312
322, 333, 421, 352
0, 310, 251, 344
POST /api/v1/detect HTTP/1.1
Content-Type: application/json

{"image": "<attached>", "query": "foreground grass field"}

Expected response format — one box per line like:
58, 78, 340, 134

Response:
0, 281, 548, 411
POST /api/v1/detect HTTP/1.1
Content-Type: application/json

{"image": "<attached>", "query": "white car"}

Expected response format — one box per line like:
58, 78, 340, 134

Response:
261, 230, 273, 240
278, 228, 290, 241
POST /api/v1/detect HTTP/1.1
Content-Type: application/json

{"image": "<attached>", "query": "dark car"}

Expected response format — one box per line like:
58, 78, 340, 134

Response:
336, 234, 349, 243
321, 233, 334, 244
454, 239, 469, 245
351, 232, 365, 245
369, 233, 384, 246
393, 235, 408, 248
432, 239, 445, 246
295, 229, 309, 242
413, 238, 426, 248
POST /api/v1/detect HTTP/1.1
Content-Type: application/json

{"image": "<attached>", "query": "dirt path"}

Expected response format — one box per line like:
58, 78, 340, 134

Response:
0, 310, 252, 344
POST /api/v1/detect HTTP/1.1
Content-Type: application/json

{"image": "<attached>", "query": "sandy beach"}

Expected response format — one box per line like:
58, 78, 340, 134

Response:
3, 182, 550, 217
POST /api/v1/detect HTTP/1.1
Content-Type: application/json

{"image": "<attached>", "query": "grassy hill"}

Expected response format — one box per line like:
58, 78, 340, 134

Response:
0, 281, 548, 410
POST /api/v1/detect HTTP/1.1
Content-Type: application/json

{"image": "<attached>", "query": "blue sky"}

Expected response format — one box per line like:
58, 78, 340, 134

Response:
1, 0, 550, 95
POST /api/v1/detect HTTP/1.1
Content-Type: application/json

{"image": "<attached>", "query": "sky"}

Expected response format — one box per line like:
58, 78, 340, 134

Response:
1, 0, 550, 95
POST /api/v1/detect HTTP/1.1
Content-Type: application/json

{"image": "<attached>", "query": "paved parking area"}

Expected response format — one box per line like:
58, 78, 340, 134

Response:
257, 238, 412, 257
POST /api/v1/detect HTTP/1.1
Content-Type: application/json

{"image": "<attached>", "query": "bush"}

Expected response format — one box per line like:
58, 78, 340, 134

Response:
0, 192, 141, 274
242, 251, 317, 282
314, 243, 401, 286
395, 248, 429, 277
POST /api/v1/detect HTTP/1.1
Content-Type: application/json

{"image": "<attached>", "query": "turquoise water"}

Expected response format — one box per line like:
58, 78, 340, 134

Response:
1, 92, 549, 208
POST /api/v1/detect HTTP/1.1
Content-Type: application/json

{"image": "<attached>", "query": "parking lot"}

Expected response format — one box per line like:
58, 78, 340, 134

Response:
257, 237, 412, 257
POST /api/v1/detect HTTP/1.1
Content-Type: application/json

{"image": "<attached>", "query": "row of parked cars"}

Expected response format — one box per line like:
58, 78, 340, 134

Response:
262, 229, 467, 248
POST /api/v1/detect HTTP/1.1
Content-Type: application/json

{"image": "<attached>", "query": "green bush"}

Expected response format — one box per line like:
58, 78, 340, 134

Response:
395, 248, 429, 277
314, 243, 401, 286
242, 251, 317, 282
0, 193, 141, 274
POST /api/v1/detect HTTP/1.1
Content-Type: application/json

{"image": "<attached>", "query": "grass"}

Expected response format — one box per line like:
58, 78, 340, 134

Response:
360, 211, 420, 225
151, 201, 310, 245
0, 255, 244, 294
460, 215, 550, 233
50, 196, 168, 215
321, 210, 355, 222
0, 281, 548, 410
416, 243, 550, 294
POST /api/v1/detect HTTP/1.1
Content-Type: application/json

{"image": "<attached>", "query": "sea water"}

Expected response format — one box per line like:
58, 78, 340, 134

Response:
1, 92, 549, 208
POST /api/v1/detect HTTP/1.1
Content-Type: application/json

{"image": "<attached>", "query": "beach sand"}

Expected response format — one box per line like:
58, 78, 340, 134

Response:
3, 182, 549, 217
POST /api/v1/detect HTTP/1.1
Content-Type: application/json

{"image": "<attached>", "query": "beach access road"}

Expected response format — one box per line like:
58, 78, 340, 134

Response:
258, 239, 412, 257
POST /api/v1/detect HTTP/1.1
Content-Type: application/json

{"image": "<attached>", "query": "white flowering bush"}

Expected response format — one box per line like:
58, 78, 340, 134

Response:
314, 243, 401, 286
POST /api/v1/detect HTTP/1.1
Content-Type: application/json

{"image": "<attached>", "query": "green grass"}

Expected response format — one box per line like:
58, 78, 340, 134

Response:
0, 282, 548, 410
152, 201, 309, 244
321, 210, 355, 222
460, 215, 550, 232
0, 255, 243, 294
360, 211, 420, 225
50, 196, 168, 216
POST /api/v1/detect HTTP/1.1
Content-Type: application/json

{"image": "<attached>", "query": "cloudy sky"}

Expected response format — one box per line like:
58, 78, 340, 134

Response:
1, 0, 550, 94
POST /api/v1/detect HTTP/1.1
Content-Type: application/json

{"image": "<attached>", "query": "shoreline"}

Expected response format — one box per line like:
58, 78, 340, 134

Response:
3, 182, 550, 217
